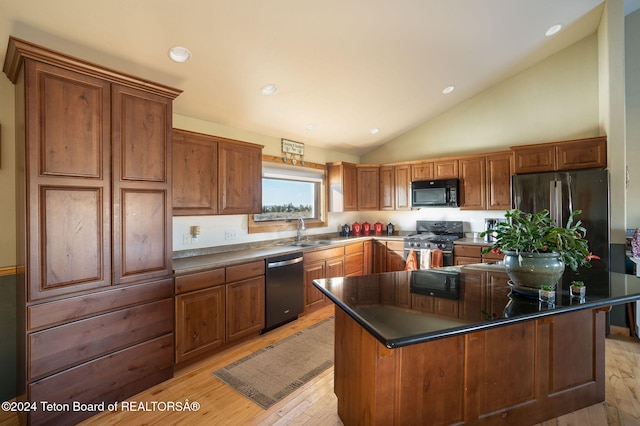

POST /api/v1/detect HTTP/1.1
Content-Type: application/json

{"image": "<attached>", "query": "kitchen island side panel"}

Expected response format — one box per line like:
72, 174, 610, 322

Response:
334, 306, 607, 425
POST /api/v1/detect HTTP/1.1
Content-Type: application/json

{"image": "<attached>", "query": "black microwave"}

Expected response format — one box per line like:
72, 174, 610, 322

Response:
411, 179, 459, 207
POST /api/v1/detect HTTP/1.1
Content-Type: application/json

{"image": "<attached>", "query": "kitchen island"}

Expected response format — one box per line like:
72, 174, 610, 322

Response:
313, 265, 640, 425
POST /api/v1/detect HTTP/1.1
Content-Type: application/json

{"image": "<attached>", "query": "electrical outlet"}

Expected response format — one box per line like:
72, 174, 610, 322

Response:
225, 229, 237, 240
183, 234, 192, 244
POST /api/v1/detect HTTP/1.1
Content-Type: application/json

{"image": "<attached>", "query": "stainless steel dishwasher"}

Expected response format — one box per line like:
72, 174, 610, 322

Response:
261, 252, 304, 333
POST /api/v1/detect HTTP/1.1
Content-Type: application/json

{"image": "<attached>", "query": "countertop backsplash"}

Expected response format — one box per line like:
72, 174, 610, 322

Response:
172, 209, 506, 254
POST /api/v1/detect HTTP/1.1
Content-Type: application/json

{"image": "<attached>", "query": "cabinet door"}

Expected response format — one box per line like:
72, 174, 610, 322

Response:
373, 241, 388, 273
460, 156, 486, 210
176, 286, 225, 363
303, 261, 326, 311
218, 141, 262, 214
556, 137, 606, 171
486, 152, 512, 210
434, 159, 459, 179
512, 145, 556, 174
394, 164, 411, 210
26, 61, 112, 300
226, 276, 265, 341
112, 84, 173, 285
172, 129, 218, 215
379, 166, 395, 210
386, 241, 406, 272
363, 240, 373, 275
328, 163, 357, 212
327, 256, 345, 278
411, 162, 434, 181
357, 166, 380, 210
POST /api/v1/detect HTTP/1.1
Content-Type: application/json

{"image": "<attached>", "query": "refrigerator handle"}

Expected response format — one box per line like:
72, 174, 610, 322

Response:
549, 180, 562, 226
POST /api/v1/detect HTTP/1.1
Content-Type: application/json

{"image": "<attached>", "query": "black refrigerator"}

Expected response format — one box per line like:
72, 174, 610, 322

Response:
511, 169, 609, 270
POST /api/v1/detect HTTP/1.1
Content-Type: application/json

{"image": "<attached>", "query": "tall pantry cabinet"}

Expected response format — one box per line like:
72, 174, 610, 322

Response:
3, 37, 181, 425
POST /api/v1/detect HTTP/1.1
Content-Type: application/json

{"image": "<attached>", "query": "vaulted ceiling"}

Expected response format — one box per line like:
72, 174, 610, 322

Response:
1, 1, 625, 156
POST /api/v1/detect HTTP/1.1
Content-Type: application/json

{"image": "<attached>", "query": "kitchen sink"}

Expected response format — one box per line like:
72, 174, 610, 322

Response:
279, 239, 334, 247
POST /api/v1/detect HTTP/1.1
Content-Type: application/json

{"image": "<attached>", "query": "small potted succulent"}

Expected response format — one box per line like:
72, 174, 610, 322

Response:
570, 280, 586, 299
538, 284, 556, 304
480, 209, 599, 292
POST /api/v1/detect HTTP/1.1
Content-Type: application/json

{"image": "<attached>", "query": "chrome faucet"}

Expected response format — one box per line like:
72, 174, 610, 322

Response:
297, 217, 306, 242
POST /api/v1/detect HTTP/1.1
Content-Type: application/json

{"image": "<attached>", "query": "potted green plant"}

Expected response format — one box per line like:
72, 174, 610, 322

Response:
538, 284, 556, 304
570, 280, 586, 299
480, 209, 599, 293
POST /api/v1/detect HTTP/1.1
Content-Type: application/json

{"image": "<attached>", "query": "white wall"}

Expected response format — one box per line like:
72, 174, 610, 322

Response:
361, 34, 600, 164
626, 8, 640, 228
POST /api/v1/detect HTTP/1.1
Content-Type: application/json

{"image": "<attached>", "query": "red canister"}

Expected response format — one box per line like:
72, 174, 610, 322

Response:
374, 222, 384, 236
362, 221, 371, 236
352, 221, 361, 236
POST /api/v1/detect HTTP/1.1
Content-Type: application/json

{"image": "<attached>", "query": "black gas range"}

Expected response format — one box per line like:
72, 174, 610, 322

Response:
403, 220, 463, 267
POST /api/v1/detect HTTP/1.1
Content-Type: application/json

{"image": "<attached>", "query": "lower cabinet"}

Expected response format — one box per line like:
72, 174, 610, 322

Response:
303, 246, 345, 313
454, 243, 503, 265
374, 240, 406, 273
175, 260, 265, 366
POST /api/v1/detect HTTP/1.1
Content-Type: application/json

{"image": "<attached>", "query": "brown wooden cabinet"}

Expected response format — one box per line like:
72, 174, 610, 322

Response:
374, 240, 406, 273
485, 151, 513, 210
394, 164, 412, 210
328, 162, 358, 212
380, 164, 411, 211
459, 152, 512, 211
303, 246, 345, 312
357, 165, 380, 210
174, 260, 265, 366
411, 161, 434, 181
4, 37, 180, 425
434, 158, 459, 178
454, 243, 504, 265
172, 130, 262, 215
176, 285, 225, 363
172, 129, 218, 215
219, 140, 263, 214
459, 156, 487, 210
379, 166, 395, 211
512, 136, 606, 174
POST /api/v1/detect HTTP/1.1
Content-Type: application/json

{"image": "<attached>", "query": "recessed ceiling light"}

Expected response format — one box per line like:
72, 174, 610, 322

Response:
442, 86, 455, 94
306, 124, 317, 131
261, 84, 279, 95
545, 24, 562, 36
168, 46, 191, 63
370, 128, 380, 135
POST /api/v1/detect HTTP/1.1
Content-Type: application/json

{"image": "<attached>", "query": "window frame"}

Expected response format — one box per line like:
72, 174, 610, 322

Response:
248, 156, 328, 234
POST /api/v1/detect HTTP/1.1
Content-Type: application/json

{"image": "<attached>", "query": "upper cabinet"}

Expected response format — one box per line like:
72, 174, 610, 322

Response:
512, 136, 606, 174
172, 129, 263, 215
485, 152, 513, 210
4, 38, 180, 299
328, 162, 358, 212
357, 165, 380, 211
459, 156, 487, 210
411, 159, 458, 181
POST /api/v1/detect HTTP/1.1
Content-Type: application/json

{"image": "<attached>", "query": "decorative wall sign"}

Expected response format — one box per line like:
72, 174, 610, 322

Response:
281, 139, 305, 165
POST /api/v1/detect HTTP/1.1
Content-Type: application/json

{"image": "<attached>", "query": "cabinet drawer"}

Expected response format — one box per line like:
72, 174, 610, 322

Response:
454, 244, 482, 258
345, 242, 364, 255
28, 334, 173, 426
28, 278, 173, 330
304, 246, 345, 263
226, 260, 265, 282
29, 298, 173, 380
482, 248, 504, 261
175, 268, 225, 294
386, 240, 404, 252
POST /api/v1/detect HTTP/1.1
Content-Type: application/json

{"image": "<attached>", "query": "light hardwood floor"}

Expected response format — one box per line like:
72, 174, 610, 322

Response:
2, 305, 639, 425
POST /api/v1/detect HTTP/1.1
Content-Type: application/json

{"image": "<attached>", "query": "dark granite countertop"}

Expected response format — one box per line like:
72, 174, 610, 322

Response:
172, 234, 407, 275
313, 265, 640, 348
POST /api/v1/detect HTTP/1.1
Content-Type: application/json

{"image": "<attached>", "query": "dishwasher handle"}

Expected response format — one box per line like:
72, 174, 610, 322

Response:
267, 256, 304, 269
